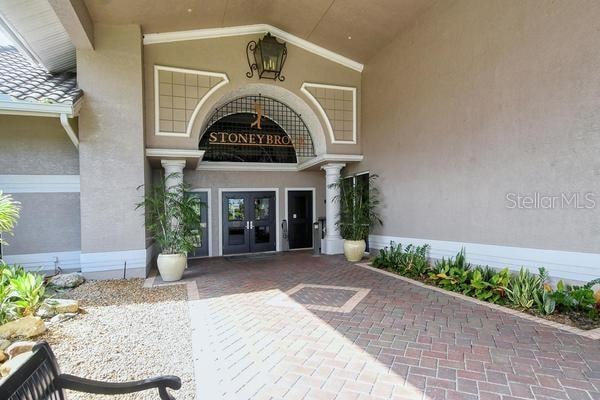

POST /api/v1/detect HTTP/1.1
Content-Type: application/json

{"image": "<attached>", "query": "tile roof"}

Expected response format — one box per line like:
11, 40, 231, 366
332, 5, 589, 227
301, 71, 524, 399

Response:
0, 45, 82, 105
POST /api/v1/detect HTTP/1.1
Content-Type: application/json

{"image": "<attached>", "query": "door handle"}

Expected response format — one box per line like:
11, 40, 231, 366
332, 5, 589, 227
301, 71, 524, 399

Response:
246, 221, 250, 230
250, 221, 254, 230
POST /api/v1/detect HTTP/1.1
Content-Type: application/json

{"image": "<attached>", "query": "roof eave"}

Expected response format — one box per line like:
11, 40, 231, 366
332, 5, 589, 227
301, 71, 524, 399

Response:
0, 97, 82, 118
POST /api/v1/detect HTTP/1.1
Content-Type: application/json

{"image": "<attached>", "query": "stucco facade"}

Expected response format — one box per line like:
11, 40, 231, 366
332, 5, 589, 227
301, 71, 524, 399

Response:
0, 0, 598, 282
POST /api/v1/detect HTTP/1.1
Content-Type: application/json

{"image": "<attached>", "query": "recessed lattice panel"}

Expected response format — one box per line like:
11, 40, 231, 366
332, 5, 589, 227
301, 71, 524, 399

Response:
199, 95, 315, 162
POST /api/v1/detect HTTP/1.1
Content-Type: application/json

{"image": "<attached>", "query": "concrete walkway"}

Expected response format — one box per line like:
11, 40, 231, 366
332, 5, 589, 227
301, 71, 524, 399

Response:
157, 252, 600, 400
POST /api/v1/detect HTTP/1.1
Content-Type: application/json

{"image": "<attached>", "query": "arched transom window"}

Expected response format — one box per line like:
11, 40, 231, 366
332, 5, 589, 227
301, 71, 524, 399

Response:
199, 95, 315, 163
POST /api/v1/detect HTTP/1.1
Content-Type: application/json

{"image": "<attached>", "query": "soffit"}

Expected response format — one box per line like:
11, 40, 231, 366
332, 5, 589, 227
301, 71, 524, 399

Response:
84, 0, 436, 62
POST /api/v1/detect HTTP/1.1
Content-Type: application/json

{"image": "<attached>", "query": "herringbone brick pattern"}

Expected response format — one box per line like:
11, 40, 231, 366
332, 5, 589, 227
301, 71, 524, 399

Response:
183, 252, 600, 400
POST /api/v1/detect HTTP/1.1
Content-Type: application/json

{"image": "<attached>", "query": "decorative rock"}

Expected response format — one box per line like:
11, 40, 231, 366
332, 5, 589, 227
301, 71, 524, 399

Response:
0, 339, 10, 351
0, 351, 6, 362
0, 316, 46, 339
37, 299, 79, 318
0, 351, 33, 377
5, 341, 35, 359
49, 272, 85, 289
49, 313, 77, 324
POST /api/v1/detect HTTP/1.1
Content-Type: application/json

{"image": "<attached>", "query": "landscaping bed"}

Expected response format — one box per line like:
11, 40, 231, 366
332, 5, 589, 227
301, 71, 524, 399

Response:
371, 243, 600, 331
41, 279, 195, 400
0, 263, 195, 399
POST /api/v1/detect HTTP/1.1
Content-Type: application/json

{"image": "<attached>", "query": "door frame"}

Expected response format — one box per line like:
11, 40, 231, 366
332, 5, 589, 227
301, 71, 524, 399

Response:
218, 188, 280, 256
190, 188, 212, 257
284, 187, 317, 251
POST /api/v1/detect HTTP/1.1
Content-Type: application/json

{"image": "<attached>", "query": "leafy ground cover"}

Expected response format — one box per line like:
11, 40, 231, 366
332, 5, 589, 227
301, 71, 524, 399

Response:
372, 243, 600, 330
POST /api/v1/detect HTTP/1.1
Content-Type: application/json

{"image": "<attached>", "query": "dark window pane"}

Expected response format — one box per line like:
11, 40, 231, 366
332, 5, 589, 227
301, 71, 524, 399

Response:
228, 227, 245, 245
254, 226, 270, 244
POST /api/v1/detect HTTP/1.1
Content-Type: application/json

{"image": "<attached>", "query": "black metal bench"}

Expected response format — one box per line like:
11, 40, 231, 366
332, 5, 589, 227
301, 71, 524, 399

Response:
2, 341, 181, 399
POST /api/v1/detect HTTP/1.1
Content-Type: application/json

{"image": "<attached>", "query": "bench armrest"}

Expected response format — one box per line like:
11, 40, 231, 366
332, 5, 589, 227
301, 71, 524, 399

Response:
56, 374, 182, 400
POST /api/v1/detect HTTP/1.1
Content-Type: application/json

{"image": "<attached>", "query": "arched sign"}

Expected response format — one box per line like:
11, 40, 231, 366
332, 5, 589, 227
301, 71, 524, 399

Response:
200, 112, 296, 163
199, 95, 315, 163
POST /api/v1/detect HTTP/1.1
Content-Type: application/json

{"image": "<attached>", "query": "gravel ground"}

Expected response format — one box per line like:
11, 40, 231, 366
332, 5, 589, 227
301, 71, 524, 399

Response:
40, 279, 195, 400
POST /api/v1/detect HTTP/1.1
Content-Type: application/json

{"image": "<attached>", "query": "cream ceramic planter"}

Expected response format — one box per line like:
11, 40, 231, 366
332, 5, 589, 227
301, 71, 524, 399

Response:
343, 240, 366, 262
157, 253, 187, 282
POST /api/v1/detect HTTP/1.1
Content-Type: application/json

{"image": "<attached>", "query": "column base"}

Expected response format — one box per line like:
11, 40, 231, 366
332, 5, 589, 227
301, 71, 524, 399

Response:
321, 237, 344, 255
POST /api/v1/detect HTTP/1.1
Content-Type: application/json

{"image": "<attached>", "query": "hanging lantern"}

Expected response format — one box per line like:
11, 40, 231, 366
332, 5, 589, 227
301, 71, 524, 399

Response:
246, 33, 287, 81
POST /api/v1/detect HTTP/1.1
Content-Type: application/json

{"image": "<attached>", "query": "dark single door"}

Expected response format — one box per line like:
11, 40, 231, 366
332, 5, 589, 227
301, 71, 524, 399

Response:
189, 191, 209, 258
222, 191, 276, 255
288, 190, 313, 249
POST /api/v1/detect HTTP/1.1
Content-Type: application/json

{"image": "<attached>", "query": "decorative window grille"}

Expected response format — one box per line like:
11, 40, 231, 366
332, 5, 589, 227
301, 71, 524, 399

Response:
199, 95, 315, 163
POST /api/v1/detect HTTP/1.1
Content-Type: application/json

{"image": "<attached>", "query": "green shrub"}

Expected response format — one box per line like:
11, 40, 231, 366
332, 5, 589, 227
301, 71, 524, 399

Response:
550, 280, 598, 319
0, 191, 20, 246
372, 243, 430, 278
372, 242, 401, 269
429, 249, 471, 292
0, 261, 47, 324
466, 267, 510, 303
534, 290, 556, 315
504, 267, 544, 310
10, 272, 45, 317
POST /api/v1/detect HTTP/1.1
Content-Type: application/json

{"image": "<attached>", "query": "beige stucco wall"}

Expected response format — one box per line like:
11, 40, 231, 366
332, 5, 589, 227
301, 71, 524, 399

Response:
77, 24, 147, 255
143, 35, 362, 155
0, 115, 79, 174
184, 170, 325, 255
4, 193, 81, 255
359, 0, 600, 254
0, 115, 81, 258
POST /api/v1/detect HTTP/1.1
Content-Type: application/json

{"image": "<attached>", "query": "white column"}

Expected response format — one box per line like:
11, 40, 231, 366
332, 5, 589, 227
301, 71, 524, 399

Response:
161, 160, 186, 192
321, 163, 345, 255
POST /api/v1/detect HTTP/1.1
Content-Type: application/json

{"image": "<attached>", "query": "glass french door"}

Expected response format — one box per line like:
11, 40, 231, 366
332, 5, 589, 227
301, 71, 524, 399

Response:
222, 191, 276, 255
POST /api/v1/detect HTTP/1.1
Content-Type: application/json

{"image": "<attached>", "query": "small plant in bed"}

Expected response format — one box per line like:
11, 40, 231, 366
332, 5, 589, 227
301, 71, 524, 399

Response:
371, 243, 600, 330
0, 262, 47, 324
372, 243, 430, 279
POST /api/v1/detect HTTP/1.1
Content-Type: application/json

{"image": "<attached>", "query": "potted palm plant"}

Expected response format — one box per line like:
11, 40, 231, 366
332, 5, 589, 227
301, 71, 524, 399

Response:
136, 176, 203, 281
332, 174, 383, 262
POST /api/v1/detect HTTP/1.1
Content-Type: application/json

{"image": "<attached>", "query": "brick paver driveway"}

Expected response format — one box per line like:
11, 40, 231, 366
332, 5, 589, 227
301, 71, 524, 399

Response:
178, 252, 600, 400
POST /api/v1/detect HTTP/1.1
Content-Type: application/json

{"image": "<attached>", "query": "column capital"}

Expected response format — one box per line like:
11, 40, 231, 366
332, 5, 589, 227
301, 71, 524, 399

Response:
321, 163, 346, 174
160, 159, 186, 170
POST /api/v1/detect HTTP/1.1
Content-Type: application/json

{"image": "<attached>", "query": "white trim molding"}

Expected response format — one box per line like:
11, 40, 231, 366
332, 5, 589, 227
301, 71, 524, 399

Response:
301, 83, 357, 145
196, 154, 363, 172
154, 65, 229, 138
1, 251, 80, 272
80, 249, 148, 275
146, 148, 205, 169
370, 234, 600, 283
0, 97, 82, 118
218, 188, 280, 256
146, 148, 205, 158
298, 154, 363, 170
0, 175, 80, 193
197, 162, 299, 172
143, 24, 364, 73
